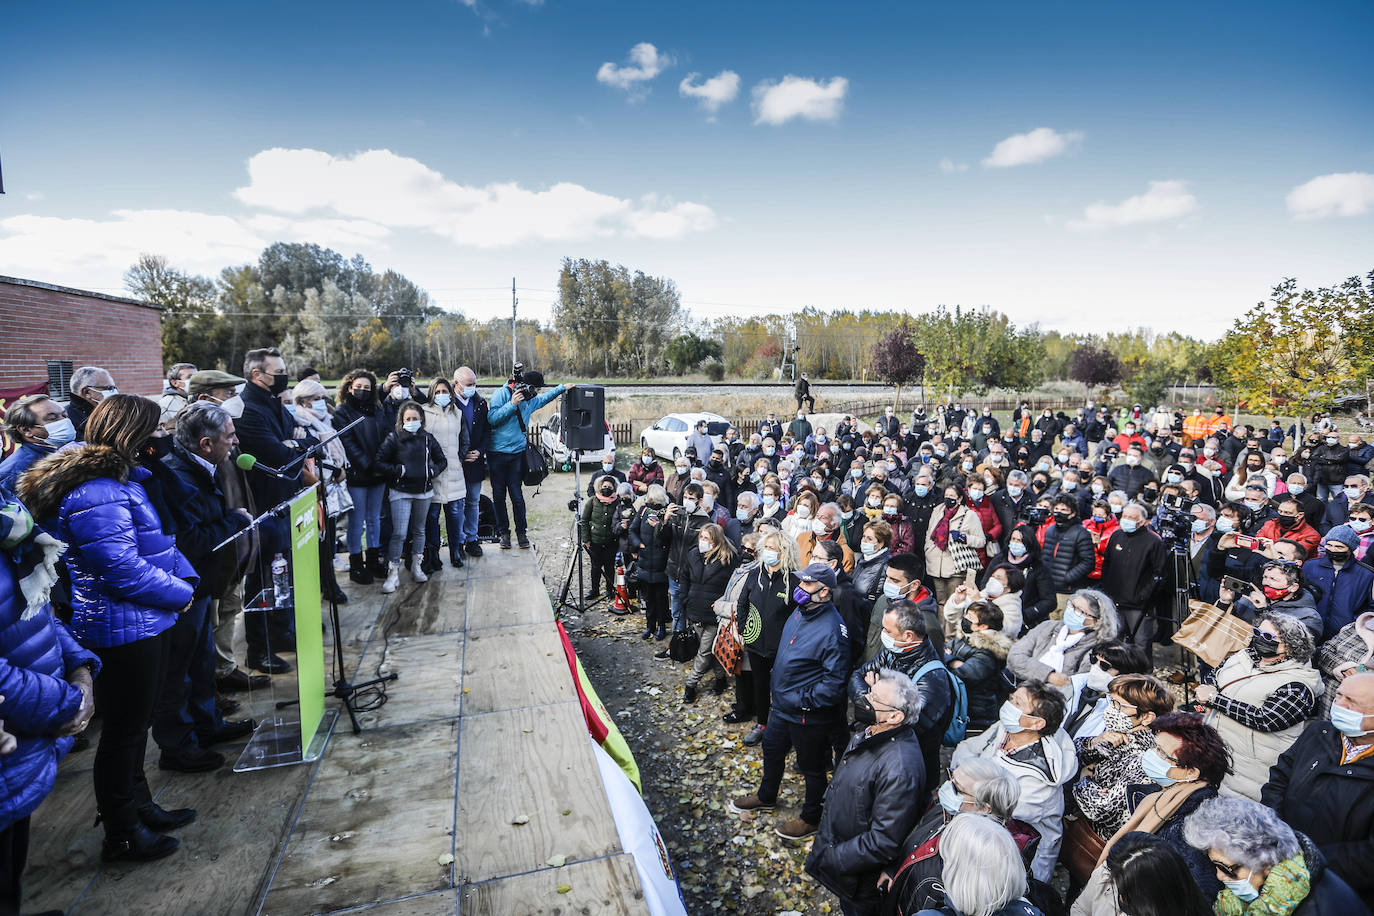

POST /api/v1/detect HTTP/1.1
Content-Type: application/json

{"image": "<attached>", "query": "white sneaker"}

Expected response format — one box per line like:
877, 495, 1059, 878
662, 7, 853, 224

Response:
381, 561, 400, 594
412, 555, 428, 583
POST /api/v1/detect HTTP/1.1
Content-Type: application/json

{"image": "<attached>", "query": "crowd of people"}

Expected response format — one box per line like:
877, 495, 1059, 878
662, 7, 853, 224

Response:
0, 354, 564, 912
589, 399, 1374, 916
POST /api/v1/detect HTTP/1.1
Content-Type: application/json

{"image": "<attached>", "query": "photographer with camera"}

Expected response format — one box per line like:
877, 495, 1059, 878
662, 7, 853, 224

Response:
1099, 503, 1167, 657
380, 368, 427, 423
486, 365, 565, 549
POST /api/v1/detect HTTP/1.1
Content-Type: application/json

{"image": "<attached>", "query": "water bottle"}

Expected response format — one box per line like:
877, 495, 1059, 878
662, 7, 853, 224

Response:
271, 553, 290, 607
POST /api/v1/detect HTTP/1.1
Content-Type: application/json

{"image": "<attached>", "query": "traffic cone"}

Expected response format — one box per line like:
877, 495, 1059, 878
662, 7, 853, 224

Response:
611, 554, 632, 615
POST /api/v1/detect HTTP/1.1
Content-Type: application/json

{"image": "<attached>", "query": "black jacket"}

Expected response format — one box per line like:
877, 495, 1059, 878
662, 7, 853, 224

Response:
991, 490, 1032, 546
459, 393, 490, 483
850, 639, 953, 745
1106, 462, 1157, 498
1312, 442, 1351, 485
1099, 526, 1166, 609
67, 396, 95, 438
334, 396, 392, 487
162, 445, 250, 599
1040, 519, 1095, 593
1288, 832, 1370, 916
680, 547, 737, 626
658, 506, 710, 582
375, 428, 448, 494
235, 381, 310, 505
736, 565, 795, 659
1262, 720, 1374, 895
946, 628, 1014, 731
804, 724, 926, 909
628, 508, 670, 584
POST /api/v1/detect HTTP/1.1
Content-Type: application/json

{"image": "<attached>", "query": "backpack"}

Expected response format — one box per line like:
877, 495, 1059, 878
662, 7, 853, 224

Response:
913, 658, 969, 746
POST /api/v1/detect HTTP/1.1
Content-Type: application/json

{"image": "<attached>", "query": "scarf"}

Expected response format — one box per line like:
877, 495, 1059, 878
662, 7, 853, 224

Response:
0, 496, 66, 620
1097, 780, 1209, 866
933, 505, 957, 550
1037, 625, 1084, 672
1213, 853, 1309, 916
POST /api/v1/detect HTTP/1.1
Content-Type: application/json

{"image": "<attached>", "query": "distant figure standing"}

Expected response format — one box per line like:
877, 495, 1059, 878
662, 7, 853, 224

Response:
795, 373, 815, 413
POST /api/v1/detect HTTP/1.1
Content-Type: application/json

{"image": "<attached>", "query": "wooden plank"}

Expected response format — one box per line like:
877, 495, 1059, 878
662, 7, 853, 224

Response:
377, 578, 466, 638
460, 625, 573, 716
463, 569, 552, 631
22, 766, 102, 914
460, 854, 649, 916
354, 633, 464, 730
336, 889, 460, 915
263, 721, 459, 915
460, 548, 540, 581
454, 706, 621, 884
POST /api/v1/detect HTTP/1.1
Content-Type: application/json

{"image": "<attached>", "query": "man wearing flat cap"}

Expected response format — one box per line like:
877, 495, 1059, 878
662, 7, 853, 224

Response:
731, 562, 849, 843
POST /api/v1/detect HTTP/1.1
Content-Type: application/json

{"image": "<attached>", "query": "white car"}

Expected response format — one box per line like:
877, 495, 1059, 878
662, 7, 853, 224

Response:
639, 412, 730, 460
540, 414, 615, 468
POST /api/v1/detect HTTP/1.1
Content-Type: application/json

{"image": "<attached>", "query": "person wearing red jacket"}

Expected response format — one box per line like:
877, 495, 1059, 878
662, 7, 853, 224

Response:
964, 483, 1002, 565
627, 447, 665, 496
1255, 496, 1321, 557
1082, 498, 1120, 581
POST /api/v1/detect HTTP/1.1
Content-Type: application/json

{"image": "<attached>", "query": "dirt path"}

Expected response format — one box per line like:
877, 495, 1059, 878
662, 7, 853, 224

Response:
520, 474, 831, 915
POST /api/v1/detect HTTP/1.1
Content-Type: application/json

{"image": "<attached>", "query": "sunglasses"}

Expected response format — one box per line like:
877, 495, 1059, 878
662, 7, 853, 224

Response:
1251, 627, 1279, 644
1209, 858, 1243, 880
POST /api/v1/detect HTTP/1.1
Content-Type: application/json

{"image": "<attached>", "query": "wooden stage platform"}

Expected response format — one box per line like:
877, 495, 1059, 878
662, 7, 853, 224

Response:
25, 548, 651, 915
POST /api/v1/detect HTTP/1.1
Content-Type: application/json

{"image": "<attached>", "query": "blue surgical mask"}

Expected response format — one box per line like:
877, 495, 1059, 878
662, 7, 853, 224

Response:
761, 548, 779, 567
1215, 516, 1235, 533
1007, 485, 1023, 498
735, 507, 750, 521
882, 581, 903, 600
1119, 518, 1138, 533
285, 403, 298, 417
1223, 877, 1260, 903
403, 419, 422, 434
1191, 518, 1208, 533
1331, 702, 1372, 737
1008, 541, 1027, 558
41, 416, 76, 449
1063, 606, 1088, 631
998, 701, 1026, 734
433, 393, 452, 408
913, 484, 929, 498
461, 385, 477, 399
937, 780, 963, 816
312, 398, 328, 414
1140, 748, 1176, 786
1288, 484, 1305, 496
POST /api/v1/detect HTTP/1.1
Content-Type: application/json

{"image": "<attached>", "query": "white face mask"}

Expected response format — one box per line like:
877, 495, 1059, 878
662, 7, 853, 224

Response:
811, 519, 827, 535
312, 398, 329, 414
983, 577, 1005, 598
40, 417, 77, 448
1085, 664, 1114, 692
702, 495, 716, 510
220, 395, 244, 418
697, 539, 712, 554
682, 498, 698, 512
392, 386, 409, 400
796, 504, 811, 519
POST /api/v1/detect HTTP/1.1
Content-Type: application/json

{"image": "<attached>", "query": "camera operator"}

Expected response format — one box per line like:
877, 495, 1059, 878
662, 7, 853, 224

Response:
1099, 502, 1167, 658
380, 368, 427, 424
485, 365, 565, 549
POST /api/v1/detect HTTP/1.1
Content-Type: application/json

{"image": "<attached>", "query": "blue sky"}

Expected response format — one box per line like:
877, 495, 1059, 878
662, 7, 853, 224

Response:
2, 0, 1372, 336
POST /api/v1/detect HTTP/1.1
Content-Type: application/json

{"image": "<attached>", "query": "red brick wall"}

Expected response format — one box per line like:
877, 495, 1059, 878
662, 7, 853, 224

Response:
0, 277, 164, 397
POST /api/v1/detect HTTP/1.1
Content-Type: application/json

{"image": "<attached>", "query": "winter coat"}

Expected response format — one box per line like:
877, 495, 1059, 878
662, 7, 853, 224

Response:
0, 557, 99, 833
626, 458, 664, 495
886, 515, 917, 556
421, 402, 469, 504
946, 628, 1015, 731
1106, 462, 1156, 498
1007, 620, 1107, 683
952, 723, 1079, 883
924, 504, 986, 579
680, 546, 737, 626
657, 506, 710, 582
1099, 526, 1165, 610
456, 392, 489, 483
796, 529, 856, 574
1303, 556, 1374, 637
1081, 516, 1118, 580
375, 428, 448, 495
851, 548, 890, 609
161, 445, 250, 599
334, 396, 392, 487
1262, 720, 1374, 896
943, 589, 1024, 642
966, 496, 1002, 561
0, 442, 57, 495
19, 445, 198, 648
1312, 442, 1351, 485
770, 599, 849, 725
579, 495, 618, 546
628, 508, 670, 584
805, 724, 926, 909
850, 638, 954, 782
1040, 520, 1095, 594
736, 564, 795, 658
1267, 588, 1325, 646
235, 380, 309, 506
1313, 613, 1374, 716
991, 490, 1032, 547
487, 383, 566, 455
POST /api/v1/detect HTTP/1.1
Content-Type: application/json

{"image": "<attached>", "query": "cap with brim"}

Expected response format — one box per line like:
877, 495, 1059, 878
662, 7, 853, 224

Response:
189, 369, 246, 395
797, 562, 838, 589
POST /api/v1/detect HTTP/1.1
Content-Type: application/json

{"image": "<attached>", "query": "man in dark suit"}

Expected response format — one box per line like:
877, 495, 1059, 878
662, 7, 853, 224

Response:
455, 366, 490, 555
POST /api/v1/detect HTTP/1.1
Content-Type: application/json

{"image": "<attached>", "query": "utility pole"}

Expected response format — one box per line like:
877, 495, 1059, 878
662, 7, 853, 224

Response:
511, 277, 518, 371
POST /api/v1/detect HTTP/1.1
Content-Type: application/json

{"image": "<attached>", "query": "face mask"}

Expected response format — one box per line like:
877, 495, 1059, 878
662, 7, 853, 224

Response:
998, 701, 1027, 734
792, 586, 813, 606
392, 386, 410, 400
764, 447, 776, 456
1251, 631, 1282, 656
268, 373, 289, 395
1327, 437, 1340, 446
1007, 485, 1023, 498
1085, 664, 1113, 692
1215, 516, 1235, 534
913, 484, 930, 499
758, 548, 780, 567
403, 419, 422, 433
641, 455, 655, 466
861, 540, 881, 557
1140, 748, 1177, 786
1288, 484, 1304, 496
1062, 480, 1077, 491
1351, 518, 1372, 533
882, 581, 905, 600
675, 465, 688, 476
1345, 486, 1362, 500
142, 435, 173, 461
847, 468, 863, 480
682, 498, 698, 512
1054, 511, 1073, 526
1119, 518, 1138, 533
1125, 455, 1140, 466
702, 495, 716, 510
1180, 462, 1194, 472
1223, 877, 1260, 904
1277, 515, 1299, 529
1165, 472, 1182, 484
762, 495, 777, 507
1009, 541, 1027, 558
811, 477, 825, 489
311, 398, 329, 414
968, 488, 985, 503
1063, 606, 1089, 631
1191, 518, 1208, 534
433, 393, 452, 408
697, 539, 712, 554
602, 463, 615, 474
40, 417, 76, 449
1103, 705, 1135, 734
961, 460, 974, 472
221, 395, 244, 418
810, 519, 828, 536
1110, 503, 1124, 515
937, 780, 964, 816
980, 577, 1003, 599
461, 385, 478, 399
1036, 462, 1052, 473
285, 403, 298, 417
1331, 702, 1372, 737
796, 504, 812, 519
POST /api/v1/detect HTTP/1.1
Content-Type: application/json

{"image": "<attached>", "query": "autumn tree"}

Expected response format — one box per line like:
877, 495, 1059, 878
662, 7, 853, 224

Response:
869, 319, 925, 409
1070, 344, 1122, 396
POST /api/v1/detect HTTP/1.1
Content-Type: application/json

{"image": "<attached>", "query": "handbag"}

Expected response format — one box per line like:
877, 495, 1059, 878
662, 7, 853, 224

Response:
713, 609, 744, 676
668, 626, 700, 663
325, 480, 354, 518
514, 408, 549, 488
948, 537, 982, 573
1171, 599, 1252, 668
1061, 798, 1108, 887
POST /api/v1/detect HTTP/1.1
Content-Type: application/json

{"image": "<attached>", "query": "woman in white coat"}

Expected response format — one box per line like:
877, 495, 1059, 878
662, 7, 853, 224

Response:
421, 376, 469, 571
925, 482, 987, 606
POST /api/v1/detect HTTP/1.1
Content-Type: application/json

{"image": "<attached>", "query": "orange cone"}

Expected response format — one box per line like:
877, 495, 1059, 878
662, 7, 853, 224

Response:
612, 556, 631, 613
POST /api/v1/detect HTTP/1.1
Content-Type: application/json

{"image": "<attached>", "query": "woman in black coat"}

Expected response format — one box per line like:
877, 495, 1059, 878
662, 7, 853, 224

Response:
629, 485, 672, 640
333, 369, 392, 582
681, 524, 738, 702
944, 600, 1015, 732
982, 524, 1056, 629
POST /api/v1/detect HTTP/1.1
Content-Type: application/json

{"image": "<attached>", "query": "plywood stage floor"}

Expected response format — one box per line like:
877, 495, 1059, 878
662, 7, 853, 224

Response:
25, 548, 650, 915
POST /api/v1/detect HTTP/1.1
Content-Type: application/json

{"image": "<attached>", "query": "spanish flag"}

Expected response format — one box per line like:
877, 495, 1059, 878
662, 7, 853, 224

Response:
556, 621, 641, 792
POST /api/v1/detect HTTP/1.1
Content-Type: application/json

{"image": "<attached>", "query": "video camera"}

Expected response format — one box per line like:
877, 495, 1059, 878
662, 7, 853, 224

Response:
1156, 492, 1196, 546
511, 362, 544, 401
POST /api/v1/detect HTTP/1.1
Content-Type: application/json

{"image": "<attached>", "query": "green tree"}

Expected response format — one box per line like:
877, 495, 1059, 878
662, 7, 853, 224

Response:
910, 306, 1044, 396
664, 332, 723, 375
124, 254, 227, 370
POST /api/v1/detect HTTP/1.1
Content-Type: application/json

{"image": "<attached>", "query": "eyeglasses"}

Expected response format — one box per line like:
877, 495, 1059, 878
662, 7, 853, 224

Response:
1109, 696, 1138, 714
1209, 857, 1244, 880
1251, 627, 1279, 644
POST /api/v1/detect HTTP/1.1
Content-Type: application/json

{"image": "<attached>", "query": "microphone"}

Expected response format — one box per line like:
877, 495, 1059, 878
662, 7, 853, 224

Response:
235, 453, 297, 481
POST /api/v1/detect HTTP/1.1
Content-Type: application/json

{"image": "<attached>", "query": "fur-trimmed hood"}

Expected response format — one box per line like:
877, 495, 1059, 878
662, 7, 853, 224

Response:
967, 627, 1015, 660
17, 444, 132, 520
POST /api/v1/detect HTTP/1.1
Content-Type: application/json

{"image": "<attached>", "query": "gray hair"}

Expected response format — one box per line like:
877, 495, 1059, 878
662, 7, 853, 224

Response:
955, 757, 1022, 821
174, 402, 232, 452
242, 347, 281, 380
735, 490, 757, 510
1263, 560, 1302, 591
1071, 588, 1120, 641
1192, 503, 1217, 522
166, 362, 197, 384
817, 501, 842, 521
874, 668, 923, 723
292, 378, 327, 402
886, 598, 928, 640
70, 365, 111, 397
1108, 489, 1129, 507
1006, 470, 1028, 485
1123, 502, 1150, 521
940, 814, 1028, 916
1258, 610, 1315, 664
3, 394, 54, 441
1182, 796, 1298, 872
644, 484, 669, 508
1347, 474, 1370, 487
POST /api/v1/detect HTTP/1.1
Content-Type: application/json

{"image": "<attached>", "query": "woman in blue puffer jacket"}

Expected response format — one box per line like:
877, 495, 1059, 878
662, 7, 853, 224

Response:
0, 492, 99, 911
20, 395, 198, 864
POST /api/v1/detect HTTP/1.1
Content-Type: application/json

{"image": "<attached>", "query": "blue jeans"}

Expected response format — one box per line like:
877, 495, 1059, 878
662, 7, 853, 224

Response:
388, 493, 431, 562
486, 451, 527, 537
426, 498, 465, 559
667, 577, 684, 630
346, 483, 386, 553
152, 594, 220, 751
1317, 482, 1339, 503
462, 478, 483, 543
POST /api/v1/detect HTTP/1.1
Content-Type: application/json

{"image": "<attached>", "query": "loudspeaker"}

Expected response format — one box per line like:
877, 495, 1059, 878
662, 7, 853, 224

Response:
561, 385, 606, 452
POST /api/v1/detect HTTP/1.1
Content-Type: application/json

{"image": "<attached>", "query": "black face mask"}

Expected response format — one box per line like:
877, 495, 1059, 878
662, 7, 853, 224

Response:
1054, 512, 1074, 525
1277, 515, 1299, 529
960, 618, 974, 635
1250, 634, 1281, 658
269, 372, 289, 395
1327, 549, 1350, 564
944, 497, 958, 508
349, 389, 372, 404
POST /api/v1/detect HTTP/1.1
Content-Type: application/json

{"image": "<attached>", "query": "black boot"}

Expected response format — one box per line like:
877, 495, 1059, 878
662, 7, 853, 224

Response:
138, 802, 197, 831
349, 553, 373, 584
422, 545, 441, 575
102, 823, 180, 863
365, 548, 386, 578
449, 547, 465, 568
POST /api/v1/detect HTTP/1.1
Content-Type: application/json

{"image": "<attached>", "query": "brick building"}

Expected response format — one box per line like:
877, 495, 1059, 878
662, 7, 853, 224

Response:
0, 275, 163, 399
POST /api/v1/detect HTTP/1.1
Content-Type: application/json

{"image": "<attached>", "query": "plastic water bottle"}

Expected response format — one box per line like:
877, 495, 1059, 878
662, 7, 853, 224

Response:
271, 553, 290, 607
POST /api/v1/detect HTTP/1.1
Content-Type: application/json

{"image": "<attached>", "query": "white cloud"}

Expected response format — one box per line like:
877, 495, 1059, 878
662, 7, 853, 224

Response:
939, 158, 968, 174
751, 75, 848, 126
1068, 180, 1199, 231
596, 42, 672, 96
981, 127, 1083, 168
1286, 172, 1374, 219
234, 147, 716, 247
679, 70, 740, 118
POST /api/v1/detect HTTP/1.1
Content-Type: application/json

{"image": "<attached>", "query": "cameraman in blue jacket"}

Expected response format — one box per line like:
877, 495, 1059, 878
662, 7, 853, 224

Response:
485, 367, 566, 549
